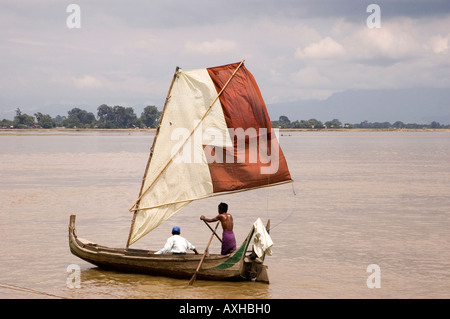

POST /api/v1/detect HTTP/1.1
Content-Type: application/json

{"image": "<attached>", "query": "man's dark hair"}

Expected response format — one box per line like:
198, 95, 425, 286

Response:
218, 202, 228, 213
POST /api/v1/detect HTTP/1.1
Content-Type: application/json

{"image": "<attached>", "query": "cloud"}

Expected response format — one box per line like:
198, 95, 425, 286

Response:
291, 66, 331, 88
295, 36, 345, 60
294, 19, 426, 65
184, 39, 238, 55
283, 13, 450, 104
72, 75, 103, 89
428, 35, 449, 54
346, 22, 423, 63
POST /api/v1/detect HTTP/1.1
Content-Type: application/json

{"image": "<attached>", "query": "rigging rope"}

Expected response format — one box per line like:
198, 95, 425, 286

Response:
267, 181, 297, 231
0, 283, 67, 299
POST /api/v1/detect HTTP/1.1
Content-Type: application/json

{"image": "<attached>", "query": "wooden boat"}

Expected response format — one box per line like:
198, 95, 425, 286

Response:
68, 61, 292, 284
69, 215, 270, 282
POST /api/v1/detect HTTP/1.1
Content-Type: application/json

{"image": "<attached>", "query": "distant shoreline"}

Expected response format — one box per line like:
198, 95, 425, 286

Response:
278, 128, 450, 132
0, 128, 157, 133
1, 127, 450, 133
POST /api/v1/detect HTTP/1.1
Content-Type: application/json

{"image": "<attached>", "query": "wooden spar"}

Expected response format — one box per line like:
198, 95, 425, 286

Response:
203, 220, 222, 243
126, 66, 180, 248
128, 60, 245, 213
132, 179, 293, 212
188, 222, 220, 286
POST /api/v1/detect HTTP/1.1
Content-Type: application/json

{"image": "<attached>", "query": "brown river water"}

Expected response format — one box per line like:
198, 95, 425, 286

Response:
0, 130, 449, 299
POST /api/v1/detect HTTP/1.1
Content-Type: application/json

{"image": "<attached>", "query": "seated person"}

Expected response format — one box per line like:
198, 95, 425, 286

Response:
149, 226, 199, 255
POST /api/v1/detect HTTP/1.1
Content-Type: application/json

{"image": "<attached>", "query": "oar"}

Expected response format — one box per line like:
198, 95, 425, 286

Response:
188, 222, 220, 286
203, 220, 222, 243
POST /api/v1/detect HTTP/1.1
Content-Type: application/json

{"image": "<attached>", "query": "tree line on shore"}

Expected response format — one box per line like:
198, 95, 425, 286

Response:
271, 115, 449, 129
1, 106, 449, 130
1, 105, 161, 129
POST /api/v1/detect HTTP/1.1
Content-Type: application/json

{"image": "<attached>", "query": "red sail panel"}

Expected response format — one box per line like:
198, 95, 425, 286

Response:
206, 62, 292, 193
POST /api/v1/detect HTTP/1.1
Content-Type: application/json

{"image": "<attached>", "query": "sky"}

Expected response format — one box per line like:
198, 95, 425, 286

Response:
1, 0, 449, 123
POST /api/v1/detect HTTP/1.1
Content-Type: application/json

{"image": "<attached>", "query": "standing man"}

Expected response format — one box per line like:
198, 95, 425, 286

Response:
200, 202, 236, 255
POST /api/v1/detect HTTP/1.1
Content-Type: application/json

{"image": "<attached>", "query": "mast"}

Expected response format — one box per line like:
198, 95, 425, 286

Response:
126, 66, 180, 248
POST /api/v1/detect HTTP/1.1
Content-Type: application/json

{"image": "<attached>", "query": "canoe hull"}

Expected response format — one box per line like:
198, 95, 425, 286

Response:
68, 215, 268, 282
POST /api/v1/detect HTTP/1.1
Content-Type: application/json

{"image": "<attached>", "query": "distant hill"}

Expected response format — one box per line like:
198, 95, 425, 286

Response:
267, 87, 450, 125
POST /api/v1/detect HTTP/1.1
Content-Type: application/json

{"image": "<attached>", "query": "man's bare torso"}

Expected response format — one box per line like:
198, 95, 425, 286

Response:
217, 213, 233, 232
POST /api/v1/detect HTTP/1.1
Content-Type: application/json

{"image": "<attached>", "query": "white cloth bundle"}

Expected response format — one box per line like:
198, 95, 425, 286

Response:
253, 218, 273, 257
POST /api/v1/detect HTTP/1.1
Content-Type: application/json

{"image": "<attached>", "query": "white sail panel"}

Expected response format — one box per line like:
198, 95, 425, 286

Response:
128, 68, 231, 245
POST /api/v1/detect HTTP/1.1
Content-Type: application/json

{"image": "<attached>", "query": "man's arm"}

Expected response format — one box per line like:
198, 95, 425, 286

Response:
200, 215, 220, 223
185, 239, 199, 255
154, 237, 173, 254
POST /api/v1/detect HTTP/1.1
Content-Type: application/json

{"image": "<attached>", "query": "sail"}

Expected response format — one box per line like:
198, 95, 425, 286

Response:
127, 61, 292, 246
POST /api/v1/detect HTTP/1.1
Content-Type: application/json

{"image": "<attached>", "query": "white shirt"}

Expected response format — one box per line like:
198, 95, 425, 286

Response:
154, 235, 196, 254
